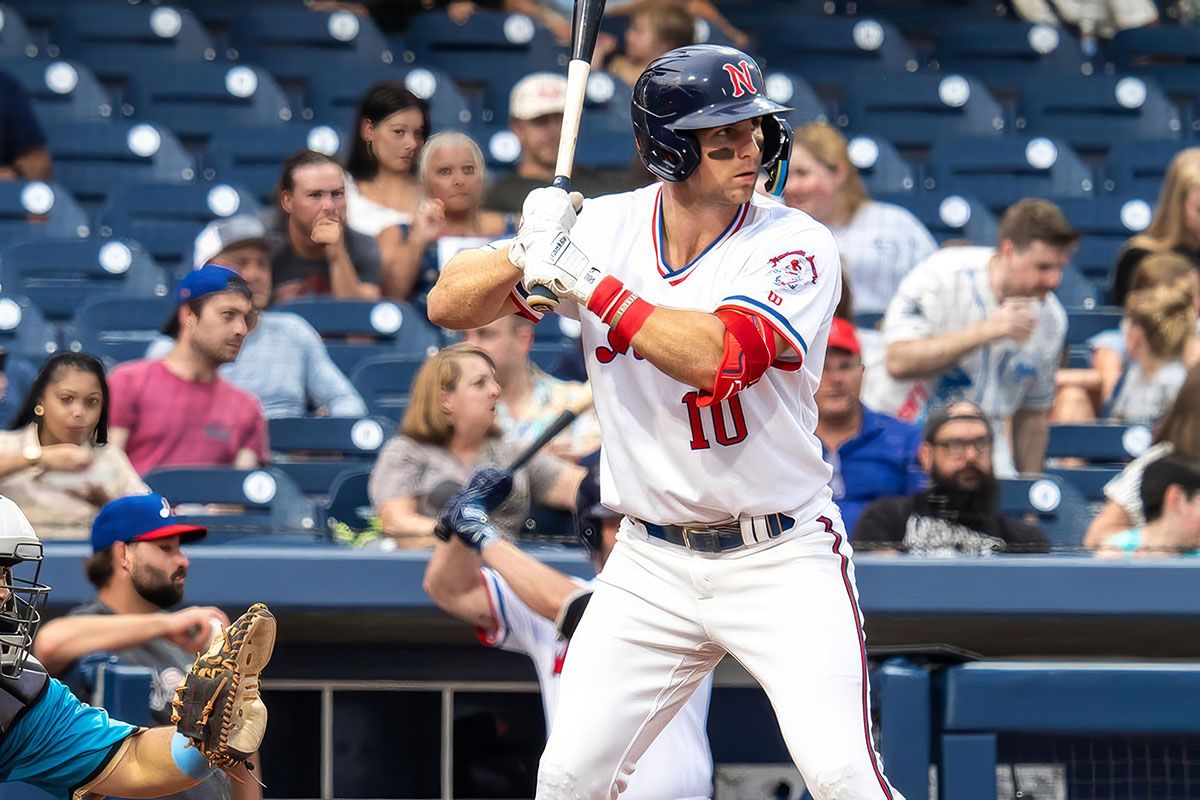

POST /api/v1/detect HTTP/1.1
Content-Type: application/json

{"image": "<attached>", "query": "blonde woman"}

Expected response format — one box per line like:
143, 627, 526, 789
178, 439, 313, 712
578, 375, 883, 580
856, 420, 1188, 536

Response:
783, 123, 936, 314
388, 132, 515, 305
368, 343, 585, 548
1111, 147, 1200, 305
1105, 284, 1196, 423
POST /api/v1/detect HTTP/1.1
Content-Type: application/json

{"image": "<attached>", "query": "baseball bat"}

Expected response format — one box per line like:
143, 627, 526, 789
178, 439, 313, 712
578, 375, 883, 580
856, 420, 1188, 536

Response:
526, 0, 608, 312
428, 395, 596, 510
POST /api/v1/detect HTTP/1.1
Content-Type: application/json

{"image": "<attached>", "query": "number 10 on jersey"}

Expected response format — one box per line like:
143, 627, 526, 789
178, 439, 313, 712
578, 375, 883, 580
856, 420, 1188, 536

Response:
681, 391, 748, 450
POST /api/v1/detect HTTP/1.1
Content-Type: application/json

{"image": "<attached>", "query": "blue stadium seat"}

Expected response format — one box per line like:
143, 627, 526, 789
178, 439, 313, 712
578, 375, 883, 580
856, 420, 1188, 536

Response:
998, 474, 1090, 549
269, 416, 390, 497
1102, 139, 1192, 197
840, 135, 914, 195
841, 72, 1004, 153
758, 16, 918, 99
0, 5, 35, 57
350, 354, 425, 423
273, 298, 441, 356
45, 120, 194, 212
760, 70, 829, 130
61, 295, 174, 366
1108, 26, 1200, 131
231, 8, 394, 86
1064, 308, 1123, 346
1054, 196, 1155, 286
0, 180, 88, 242
51, 5, 215, 86
874, 191, 998, 245
304, 63, 478, 139
143, 466, 321, 542
924, 136, 1093, 213
1046, 422, 1153, 463
0, 293, 56, 360
0, 57, 111, 124
933, 20, 1087, 96
322, 467, 373, 532
1055, 265, 1102, 309
96, 180, 262, 272
404, 10, 565, 110
574, 85, 636, 170
205, 123, 343, 204
1015, 74, 1181, 156
123, 63, 291, 146
0, 238, 166, 321
1044, 465, 1121, 506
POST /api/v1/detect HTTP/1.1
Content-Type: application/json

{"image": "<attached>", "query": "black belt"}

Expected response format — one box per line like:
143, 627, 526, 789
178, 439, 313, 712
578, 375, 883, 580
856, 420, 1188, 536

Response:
637, 513, 796, 554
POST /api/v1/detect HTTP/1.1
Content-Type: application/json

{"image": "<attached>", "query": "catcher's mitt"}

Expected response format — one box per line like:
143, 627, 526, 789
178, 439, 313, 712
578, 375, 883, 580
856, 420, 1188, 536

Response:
171, 603, 276, 769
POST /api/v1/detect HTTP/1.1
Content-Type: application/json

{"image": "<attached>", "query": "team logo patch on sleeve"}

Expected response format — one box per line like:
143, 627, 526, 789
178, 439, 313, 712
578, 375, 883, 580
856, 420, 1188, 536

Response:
768, 250, 817, 293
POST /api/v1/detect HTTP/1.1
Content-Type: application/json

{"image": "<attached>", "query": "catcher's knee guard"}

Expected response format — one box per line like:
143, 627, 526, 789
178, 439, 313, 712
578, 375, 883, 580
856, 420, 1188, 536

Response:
172, 603, 276, 768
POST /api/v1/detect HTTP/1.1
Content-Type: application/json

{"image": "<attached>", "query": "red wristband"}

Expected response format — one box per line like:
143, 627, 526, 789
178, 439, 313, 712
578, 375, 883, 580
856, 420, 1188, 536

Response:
586, 276, 627, 322
610, 296, 654, 351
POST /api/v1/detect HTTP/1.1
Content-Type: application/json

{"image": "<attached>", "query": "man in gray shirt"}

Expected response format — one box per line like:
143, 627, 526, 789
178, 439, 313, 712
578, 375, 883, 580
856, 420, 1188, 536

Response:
33, 493, 256, 800
147, 215, 368, 419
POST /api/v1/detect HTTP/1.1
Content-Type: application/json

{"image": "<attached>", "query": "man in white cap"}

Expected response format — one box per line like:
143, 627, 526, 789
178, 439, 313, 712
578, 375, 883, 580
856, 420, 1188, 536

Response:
145, 216, 366, 420
483, 72, 629, 215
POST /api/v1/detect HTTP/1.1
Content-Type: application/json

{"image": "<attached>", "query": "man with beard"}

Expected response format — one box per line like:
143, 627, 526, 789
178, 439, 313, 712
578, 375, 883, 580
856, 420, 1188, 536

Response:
107, 265, 268, 475
852, 401, 1050, 556
32, 493, 261, 800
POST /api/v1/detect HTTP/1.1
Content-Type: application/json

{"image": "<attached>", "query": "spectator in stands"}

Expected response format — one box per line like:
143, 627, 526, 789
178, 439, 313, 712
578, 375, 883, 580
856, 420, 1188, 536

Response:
1097, 452, 1200, 557
862, 199, 1077, 477
853, 401, 1050, 556
464, 316, 600, 461
592, 1, 696, 88
1086, 363, 1200, 548
0, 71, 52, 181
814, 319, 924, 533
389, 132, 514, 308
145, 217, 367, 420
783, 124, 937, 315
0, 353, 146, 540
265, 150, 382, 302
603, 0, 748, 48
344, 82, 430, 299
483, 73, 630, 215
32, 493, 261, 800
108, 266, 268, 475
1011, 0, 1156, 41
1110, 148, 1200, 306
369, 343, 585, 548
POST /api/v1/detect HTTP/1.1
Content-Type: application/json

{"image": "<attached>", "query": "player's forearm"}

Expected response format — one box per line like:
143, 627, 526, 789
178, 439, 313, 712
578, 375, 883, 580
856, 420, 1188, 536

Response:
231, 754, 262, 800
885, 320, 1000, 380
90, 727, 205, 798
627, 306, 725, 390
481, 540, 580, 623
428, 246, 522, 329
34, 615, 174, 675
1012, 407, 1049, 475
424, 539, 484, 604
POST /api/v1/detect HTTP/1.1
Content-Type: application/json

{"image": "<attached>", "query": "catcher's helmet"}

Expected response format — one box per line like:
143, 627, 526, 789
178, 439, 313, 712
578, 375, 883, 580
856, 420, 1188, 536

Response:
632, 45, 793, 191
0, 497, 48, 677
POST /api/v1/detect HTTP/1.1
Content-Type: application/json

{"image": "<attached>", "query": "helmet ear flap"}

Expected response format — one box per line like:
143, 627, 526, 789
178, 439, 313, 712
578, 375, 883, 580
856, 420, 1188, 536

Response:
761, 115, 793, 195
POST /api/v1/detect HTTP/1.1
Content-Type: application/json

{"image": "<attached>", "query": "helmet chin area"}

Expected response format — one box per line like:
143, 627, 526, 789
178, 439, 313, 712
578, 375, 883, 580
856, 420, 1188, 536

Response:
0, 543, 49, 678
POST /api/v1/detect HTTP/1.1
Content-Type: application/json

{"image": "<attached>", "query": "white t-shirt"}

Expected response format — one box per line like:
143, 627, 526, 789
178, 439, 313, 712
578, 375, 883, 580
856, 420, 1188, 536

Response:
513, 184, 842, 526
829, 200, 937, 315
1108, 360, 1188, 424
861, 246, 1066, 475
1104, 441, 1174, 526
345, 176, 411, 237
478, 568, 714, 800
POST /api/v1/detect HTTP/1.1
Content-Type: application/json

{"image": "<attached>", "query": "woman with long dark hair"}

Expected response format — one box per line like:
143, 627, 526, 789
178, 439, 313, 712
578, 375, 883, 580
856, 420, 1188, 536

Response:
0, 352, 147, 539
344, 82, 430, 299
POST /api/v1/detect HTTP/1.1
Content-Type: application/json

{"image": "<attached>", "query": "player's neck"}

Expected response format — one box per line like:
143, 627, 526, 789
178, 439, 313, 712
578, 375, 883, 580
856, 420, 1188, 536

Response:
97, 582, 164, 616
659, 186, 742, 266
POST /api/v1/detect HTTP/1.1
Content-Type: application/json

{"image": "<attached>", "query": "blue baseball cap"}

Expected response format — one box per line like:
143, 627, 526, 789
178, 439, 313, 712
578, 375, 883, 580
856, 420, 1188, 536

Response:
91, 494, 207, 554
162, 264, 249, 336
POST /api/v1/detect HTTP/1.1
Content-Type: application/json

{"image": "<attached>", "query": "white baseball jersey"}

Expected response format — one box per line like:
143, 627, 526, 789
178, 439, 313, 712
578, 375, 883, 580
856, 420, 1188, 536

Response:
513, 184, 842, 526
477, 568, 714, 800
860, 246, 1066, 475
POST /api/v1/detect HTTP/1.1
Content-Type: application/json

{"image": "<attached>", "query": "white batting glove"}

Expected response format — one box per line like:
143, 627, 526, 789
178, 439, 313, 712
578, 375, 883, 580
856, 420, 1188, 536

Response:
509, 188, 584, 268
522, 230, 605, 307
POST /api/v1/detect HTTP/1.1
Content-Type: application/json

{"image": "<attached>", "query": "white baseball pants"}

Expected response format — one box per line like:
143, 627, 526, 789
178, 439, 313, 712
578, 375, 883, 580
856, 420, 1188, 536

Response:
535, 502, 904, 800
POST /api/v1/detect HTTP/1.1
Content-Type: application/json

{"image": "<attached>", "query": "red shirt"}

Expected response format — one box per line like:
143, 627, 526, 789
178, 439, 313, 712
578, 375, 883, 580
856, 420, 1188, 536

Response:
107, 360, 268, 475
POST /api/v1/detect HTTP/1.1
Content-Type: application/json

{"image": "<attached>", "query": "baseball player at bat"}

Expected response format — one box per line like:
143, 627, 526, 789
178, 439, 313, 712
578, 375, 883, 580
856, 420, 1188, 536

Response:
428, 45, 903, 800
424, 460, 713, 799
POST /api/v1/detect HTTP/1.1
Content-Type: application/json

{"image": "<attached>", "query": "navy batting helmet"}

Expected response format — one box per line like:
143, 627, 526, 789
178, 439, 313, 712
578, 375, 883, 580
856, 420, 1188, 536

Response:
632, 45, 793, 192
